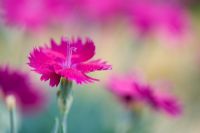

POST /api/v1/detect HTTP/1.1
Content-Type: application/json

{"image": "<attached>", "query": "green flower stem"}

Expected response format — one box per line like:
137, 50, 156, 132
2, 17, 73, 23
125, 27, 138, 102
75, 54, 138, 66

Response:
128, 111, 141, 133
116, 108, 143, 133
128, 110, 149, 133
57, 78, 73, 133
116, 109, 132, 133
52, 118, 59, 133
9, 107, 15, 133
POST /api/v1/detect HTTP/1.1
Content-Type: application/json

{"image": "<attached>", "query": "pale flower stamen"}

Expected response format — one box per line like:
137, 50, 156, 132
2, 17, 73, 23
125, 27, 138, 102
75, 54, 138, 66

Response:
64, 42, 77, 68
65, 42, 71, 68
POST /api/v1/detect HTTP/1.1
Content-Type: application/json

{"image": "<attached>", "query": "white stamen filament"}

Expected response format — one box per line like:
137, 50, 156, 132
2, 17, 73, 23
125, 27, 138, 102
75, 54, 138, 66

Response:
65, 42, 72, 68
65, 41, 77, 68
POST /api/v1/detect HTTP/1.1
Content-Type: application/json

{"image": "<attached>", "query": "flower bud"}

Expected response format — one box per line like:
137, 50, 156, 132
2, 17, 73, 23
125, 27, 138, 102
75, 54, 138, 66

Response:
6, 95, 16, 110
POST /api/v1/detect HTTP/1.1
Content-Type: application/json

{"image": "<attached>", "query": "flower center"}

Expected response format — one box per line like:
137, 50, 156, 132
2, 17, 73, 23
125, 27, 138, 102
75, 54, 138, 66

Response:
64, 41, 76, 68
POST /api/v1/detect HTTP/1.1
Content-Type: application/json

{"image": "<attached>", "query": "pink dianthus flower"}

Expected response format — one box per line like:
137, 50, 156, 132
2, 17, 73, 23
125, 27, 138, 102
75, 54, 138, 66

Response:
107, 73, 182, 116
28, 37, 112, 87
0, 66, 45, 113
127, 0, 189, 38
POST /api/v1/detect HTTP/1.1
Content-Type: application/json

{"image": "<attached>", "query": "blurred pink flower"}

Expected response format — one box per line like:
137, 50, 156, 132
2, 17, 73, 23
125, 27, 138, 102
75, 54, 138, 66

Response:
0, 66, 45, 113
2, 0, 48, 30
128, 1, 189, 38
79, 0, 123, 23
107, 73, 182, 116
107, 73, 145, 104
140, 85, 182, 116
1, 0, 71, 30
43, 0, 72, 22
28, 37, 112, 87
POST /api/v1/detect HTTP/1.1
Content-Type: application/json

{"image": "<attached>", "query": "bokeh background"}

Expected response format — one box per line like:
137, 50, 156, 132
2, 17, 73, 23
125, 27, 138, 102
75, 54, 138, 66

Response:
0, 0, 200, 133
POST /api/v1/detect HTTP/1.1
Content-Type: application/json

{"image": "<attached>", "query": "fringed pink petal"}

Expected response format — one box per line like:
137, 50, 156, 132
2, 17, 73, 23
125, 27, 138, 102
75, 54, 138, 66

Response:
76, 59, 112, 73
56, 68, 99, 84
50, 37, 95, 64
50, 38, 68, 57
28, 47, 65, 73
40, 72, 61, 87
28, 47, 49, 69
71, 38, 95, 63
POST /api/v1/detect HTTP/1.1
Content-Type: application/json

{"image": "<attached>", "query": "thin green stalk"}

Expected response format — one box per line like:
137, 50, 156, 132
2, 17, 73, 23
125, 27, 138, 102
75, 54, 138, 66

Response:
128, 110, 146, 133
9, 108, 15, 133
57, 78, 73, 133
116, 108, 144, 133
115, 110, 132, 133
128, 112, 141, 133
52, 118, 59, 133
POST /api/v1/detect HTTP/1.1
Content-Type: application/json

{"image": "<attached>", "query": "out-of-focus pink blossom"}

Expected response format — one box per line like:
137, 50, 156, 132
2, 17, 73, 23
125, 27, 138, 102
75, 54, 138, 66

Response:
1, 0, 71, 30
107, 73, 145, 104
0, 66, 45, 113
107, 72, 182, 116
2, 0, 48, 30
43, 0, 72, 22
127, 0, 189, 38
28, 37, 112, 87
78, 0, 123, 23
